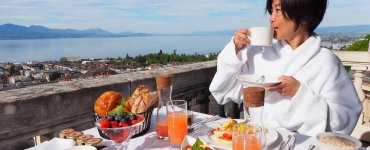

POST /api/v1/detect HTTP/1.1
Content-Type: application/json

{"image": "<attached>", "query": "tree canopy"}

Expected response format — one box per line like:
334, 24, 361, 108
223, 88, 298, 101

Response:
345, 34, 370, 51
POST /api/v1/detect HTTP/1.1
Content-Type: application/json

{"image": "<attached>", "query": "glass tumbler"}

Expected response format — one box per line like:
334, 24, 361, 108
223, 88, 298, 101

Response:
166, 100, 188, 149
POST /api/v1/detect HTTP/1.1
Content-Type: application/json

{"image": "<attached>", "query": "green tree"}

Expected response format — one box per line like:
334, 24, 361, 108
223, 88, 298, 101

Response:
346, 34, 370, 51
59, 57, 69, 65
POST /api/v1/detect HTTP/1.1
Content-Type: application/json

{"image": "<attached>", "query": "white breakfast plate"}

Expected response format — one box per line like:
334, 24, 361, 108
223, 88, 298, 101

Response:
200, 119, 279, 150
236, 74, 281, 87
65, 145, 97, 150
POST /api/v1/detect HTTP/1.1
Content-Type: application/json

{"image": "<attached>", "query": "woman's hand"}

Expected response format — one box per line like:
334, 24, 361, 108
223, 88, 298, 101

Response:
233, 29, 251, 54
266, 76, 301, 97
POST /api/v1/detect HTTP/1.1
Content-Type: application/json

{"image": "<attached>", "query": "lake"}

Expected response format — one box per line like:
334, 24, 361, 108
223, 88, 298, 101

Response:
0, 35, 232, 63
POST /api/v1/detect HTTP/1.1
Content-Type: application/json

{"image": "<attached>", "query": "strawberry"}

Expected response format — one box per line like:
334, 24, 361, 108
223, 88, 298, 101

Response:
100, 120, 110, 128
130, 119, 137, 125
110, 121, 119, 128
223, 133, 232, 139
137, 117, 144, 123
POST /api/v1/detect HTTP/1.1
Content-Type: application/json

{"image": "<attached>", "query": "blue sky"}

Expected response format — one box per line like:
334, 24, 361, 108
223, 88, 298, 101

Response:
0, 0, 369, 33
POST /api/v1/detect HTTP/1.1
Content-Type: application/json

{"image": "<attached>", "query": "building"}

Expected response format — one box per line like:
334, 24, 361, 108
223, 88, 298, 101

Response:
84, 68, 117, 78
0, 70, 9, 84
66, 56, 81, 62
8, 76, 32, 84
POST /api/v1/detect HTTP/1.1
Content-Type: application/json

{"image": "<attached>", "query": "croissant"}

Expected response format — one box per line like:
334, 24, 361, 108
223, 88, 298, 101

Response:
94, 91, 122, 116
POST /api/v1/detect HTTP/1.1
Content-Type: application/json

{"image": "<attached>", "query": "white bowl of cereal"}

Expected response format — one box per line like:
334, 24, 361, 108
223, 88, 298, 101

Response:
316, 132, 362, 150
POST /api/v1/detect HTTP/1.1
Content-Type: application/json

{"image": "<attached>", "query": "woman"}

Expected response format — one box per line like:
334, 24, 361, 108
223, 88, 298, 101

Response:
209, 0, 362, 136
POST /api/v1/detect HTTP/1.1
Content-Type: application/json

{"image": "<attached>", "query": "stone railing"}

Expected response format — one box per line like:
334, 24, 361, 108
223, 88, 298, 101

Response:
333, 51, 370, 142
0, 61, 217, 150
1, 51, 369, 149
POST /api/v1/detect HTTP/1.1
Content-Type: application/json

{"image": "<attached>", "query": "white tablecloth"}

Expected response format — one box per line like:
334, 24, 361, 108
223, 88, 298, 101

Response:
84, 110, 354, 150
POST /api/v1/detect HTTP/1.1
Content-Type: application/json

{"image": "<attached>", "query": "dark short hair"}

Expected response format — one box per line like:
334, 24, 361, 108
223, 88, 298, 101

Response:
266, 0, 327, 35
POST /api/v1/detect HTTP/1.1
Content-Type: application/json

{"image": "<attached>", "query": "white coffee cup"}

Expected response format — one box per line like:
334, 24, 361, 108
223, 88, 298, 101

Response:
249, 27, 274, 46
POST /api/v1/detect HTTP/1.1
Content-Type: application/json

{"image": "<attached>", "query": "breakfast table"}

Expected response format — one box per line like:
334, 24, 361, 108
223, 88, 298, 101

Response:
81, 110, 367, 150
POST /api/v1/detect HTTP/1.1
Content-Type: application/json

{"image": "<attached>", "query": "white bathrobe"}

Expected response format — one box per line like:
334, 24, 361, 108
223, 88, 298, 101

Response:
209, 35, 362, 136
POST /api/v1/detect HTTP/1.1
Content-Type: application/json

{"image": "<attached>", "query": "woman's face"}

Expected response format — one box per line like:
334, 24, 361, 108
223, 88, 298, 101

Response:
269, 0, 304, 41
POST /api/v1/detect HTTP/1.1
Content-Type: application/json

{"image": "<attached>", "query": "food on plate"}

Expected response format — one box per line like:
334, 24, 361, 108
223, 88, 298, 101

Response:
86, 138, 103, 147
76, 134, 93, 145
59, 128, 75, 139
94, 91, 122, 116
211, 119, 237, 144
67, 131, 84, 140
318, 135, 356, 149
184, 138, 213, 150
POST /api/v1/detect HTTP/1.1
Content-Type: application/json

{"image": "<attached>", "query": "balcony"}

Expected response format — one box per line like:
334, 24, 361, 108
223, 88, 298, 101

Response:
0, 61, 217, 149
333, 51, 370, 143
1, 51, 370, 150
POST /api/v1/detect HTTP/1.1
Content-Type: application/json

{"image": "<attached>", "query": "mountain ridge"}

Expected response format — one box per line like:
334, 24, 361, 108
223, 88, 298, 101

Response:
0, 23, 369, 40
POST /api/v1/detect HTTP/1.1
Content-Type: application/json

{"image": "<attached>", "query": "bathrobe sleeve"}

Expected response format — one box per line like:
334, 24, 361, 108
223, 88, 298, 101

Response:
209, 38, 248, 105
287, 52, 362, 135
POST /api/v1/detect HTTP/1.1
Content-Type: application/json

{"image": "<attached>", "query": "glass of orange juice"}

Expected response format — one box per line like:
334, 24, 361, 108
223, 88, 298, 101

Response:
232, 123, 266, 150
166, 100, 188, 149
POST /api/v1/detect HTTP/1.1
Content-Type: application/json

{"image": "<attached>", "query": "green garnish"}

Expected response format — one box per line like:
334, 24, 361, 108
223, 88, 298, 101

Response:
121, 97, 126, 108
108, 106, 124, 115
192, 138, 206, 150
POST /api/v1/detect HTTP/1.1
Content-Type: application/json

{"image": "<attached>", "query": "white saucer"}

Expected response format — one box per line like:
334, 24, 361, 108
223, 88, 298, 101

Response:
237, 74, 281, 87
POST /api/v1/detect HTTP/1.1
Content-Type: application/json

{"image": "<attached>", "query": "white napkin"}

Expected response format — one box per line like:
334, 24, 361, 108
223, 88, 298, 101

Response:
26, 138, 76, 150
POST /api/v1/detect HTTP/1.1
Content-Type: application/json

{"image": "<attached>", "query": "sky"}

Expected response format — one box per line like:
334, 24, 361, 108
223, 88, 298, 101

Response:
0, 0, 369, 33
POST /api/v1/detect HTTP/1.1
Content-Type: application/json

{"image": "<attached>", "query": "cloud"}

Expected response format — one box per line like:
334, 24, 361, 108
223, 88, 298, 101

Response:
0, 0, 369, 32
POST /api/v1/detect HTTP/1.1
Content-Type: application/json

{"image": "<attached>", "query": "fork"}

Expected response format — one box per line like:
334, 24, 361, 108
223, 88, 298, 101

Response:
190, 116, 222, 136
188, 115, 220, 130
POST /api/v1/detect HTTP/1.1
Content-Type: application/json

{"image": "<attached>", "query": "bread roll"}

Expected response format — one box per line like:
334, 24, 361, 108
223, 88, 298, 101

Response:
137, 99, 147, 113
128, 85, 161, 113
147, 92, 159, 110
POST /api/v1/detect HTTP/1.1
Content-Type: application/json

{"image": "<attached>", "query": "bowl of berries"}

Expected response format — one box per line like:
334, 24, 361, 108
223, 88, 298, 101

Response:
96, 114, 144, 150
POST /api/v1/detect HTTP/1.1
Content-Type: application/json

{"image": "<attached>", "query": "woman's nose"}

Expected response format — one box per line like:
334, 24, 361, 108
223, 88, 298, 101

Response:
270, 13, 276, 23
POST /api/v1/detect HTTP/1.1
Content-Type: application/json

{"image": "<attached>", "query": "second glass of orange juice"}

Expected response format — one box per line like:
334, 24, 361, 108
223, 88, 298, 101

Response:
232, 123, 265, 150
166, 100, 187, 149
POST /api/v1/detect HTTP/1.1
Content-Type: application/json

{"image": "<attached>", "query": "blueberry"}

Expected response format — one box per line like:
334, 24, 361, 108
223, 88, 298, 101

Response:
101, 116, 107, 120
115, 115, 123, 121
132, 114, 138, 120
121, 117, 129, 123
107, 116, 114, 121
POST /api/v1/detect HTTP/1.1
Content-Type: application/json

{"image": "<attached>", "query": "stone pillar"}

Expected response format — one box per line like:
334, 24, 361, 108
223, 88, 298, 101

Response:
350, 66, 370, 141
352, 66, 367, 102
362, 83, 370, 123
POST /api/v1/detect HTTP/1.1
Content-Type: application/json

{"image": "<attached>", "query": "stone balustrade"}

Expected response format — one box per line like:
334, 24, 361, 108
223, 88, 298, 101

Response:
333, 51, 370, 143
1, 51, 370, 149
0, 61, 217, 150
